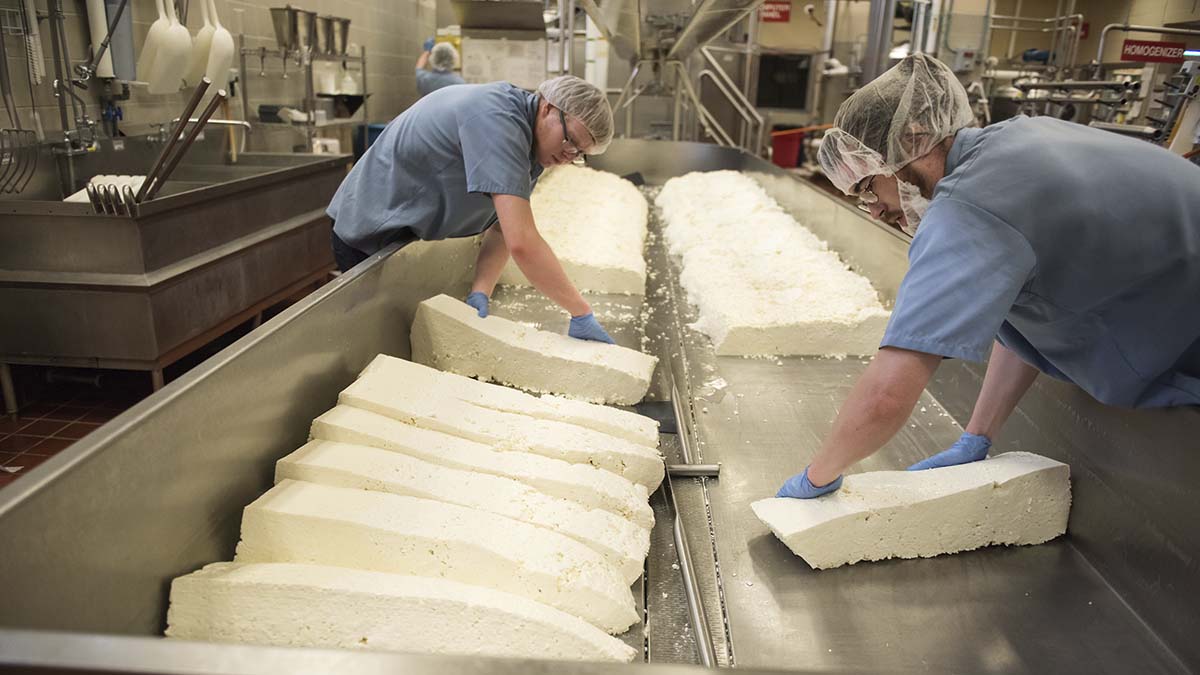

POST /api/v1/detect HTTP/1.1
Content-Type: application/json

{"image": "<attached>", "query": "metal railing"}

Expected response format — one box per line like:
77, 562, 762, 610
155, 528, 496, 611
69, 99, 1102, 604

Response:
698, 47, 765, 153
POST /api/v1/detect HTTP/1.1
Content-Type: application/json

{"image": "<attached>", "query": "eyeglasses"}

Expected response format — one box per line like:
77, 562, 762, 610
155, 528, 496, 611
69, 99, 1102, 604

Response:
852, 175, 879, 205
557, 107, 583, 159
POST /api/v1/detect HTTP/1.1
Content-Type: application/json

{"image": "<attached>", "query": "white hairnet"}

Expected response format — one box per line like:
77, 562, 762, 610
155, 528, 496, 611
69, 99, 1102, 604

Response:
430, 43, 458, 72
818, 53, 973, 194
537, 75, 614, 155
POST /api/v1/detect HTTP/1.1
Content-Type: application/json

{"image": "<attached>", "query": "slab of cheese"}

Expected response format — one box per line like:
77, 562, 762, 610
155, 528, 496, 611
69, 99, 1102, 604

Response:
235, 480, 637, 633
166, 562, 637, 662
751, 452, 1071, 569
656, 171, 891, 356
277, 440, 649, 582
360, 354, 660, 446
498, 165, 649, 295
311, 405, 654, 529
342, 371, 664, 490
410, 294, 656, 405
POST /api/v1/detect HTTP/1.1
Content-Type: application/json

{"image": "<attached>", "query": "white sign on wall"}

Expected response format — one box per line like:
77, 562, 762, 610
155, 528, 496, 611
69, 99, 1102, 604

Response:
461, 37, 547, 91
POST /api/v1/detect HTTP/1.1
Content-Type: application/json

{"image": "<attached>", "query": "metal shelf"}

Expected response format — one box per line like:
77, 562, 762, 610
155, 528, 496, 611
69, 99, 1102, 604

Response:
237, 35, 369, 150
238, 47, 365, 63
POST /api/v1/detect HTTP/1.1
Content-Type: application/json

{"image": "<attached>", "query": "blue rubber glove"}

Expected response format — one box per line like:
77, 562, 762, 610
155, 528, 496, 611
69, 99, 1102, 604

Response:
908, 432, 991, 471
465, 291, 489, 318
568, 313, 615, 344
422, 37, 436, 52
776, 466, 843, 499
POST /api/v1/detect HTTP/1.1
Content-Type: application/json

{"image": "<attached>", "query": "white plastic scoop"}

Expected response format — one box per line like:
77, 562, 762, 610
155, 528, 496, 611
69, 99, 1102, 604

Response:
135, 0, 169, 80
203, 0, 234, 90
146, 0, 191, 94
185, 0, 215, 85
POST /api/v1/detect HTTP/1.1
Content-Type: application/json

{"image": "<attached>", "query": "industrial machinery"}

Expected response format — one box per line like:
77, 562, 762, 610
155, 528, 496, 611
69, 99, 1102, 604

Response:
979, 10, 1200, 149
1, 140, 1196, 673
576, 0, 768, 154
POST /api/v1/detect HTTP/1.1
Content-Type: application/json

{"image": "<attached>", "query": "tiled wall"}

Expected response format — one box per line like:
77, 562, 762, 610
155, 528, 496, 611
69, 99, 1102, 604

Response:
2, 0, 444, 151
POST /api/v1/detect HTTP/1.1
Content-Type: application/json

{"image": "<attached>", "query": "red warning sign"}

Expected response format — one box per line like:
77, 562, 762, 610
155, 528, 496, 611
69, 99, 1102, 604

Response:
761, 1, 791, 22
1120, 39, 1186, 64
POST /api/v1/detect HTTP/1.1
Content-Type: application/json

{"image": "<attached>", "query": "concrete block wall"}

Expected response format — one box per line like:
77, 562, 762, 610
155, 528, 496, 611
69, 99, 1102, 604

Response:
1, 0, 443, 152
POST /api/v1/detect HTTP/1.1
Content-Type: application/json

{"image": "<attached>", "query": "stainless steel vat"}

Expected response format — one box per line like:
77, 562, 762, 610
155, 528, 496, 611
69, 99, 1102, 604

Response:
0, 134, 351, 392
0, 140, 1194, 674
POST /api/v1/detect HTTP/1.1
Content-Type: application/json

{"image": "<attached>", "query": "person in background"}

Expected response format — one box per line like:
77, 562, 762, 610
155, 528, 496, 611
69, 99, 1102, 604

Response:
416, 37, 465, 97
326, 75, 617, 344
776, 53, 1200, 499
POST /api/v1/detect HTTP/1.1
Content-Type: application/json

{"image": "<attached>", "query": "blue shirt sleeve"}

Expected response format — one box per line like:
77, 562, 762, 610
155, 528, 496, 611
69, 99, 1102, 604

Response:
881, 197, 1037, 362
458, 109, 534, 199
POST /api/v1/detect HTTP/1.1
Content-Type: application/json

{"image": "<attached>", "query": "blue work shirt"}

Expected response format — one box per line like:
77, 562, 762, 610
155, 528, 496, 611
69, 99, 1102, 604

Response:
881, 116, 1200, 408
416, 68, 465, 97
328, 82, 543, 254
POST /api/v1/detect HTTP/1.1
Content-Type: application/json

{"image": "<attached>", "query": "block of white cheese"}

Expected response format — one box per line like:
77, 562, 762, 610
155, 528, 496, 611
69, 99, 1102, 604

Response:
311, 405, 654, 529
166, 562, 637, 662
342, 371, 664, 490
751, 452, 1071, 569
498, 164, 649, 295
277, 440, 650, 582
360, 354, 660, 446
656, 171, 891, 356
235, 480, 638, 633
410, 294, 656, 405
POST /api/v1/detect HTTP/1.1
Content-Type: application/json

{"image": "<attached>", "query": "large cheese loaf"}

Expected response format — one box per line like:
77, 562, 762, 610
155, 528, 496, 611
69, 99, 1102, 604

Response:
342, 371, 664, 490
360, 354, 660, 446
656, 171, 890, 356
498, 164, 649, 295
235, 480, 638, 633
166, 562, 637, 662
410, 294, 656, 405
311, 405, 654, 528
752, 452, 1071, 569
276, 440, 649, 582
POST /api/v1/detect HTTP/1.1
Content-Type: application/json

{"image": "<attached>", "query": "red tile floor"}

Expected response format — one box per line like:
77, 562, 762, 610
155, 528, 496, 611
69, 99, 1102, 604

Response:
0, 383, 148, 490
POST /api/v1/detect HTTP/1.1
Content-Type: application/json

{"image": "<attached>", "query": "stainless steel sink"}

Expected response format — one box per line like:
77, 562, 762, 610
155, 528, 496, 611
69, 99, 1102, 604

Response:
0, 133, 351, 397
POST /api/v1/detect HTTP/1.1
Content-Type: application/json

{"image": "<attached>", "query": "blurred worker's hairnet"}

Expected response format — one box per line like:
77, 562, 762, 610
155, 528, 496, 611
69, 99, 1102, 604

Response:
818, 53, 974, 194
537, 75, 614, 155
430, 42, 459, 72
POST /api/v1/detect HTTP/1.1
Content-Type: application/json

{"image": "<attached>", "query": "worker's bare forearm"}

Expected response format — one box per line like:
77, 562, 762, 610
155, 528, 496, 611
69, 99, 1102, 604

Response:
807, 348, 942, 486
964, 341, 1039, 439
493, 194, 590, 317
470, 226, 510, 296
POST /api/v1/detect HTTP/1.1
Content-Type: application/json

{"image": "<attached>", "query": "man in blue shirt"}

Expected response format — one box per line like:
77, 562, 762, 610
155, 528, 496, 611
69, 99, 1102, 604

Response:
777, 53, 1200, 499
416, 39, 465, 97
327, 75, 617, 343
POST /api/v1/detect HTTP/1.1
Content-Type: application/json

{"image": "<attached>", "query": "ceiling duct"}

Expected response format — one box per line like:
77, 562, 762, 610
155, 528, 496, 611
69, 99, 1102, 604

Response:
576, 0, 642, 61
666, 0, 764, 62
